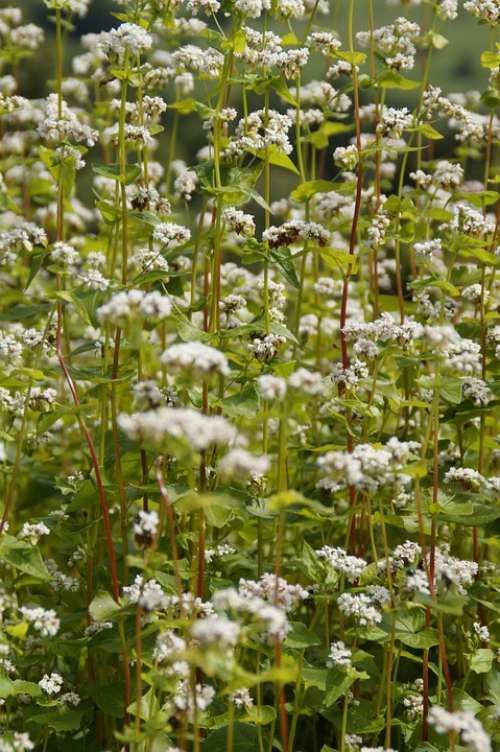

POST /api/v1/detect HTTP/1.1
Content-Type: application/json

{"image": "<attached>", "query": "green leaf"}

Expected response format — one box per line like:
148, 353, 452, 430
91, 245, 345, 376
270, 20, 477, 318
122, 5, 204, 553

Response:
222, 386, 258, 419
28, 708, 84, 732
481, 50, 500, 69
414, 123, 444, 140
26, 249, 46, 290
0, 303, 51, 322
174, 313, 211, 343
470, 648, 494, 674
269, 320, 299, 344
439, 377, 463, 404
302, 666, 328, 690
204, 723, 259, 752
431, 32, 449, 49
418, 591, 467, 615
270, 247, 299, 288
281, 32, 300, 46
90, 683, 125, 718
168, 98, 197, 114
10, 680, 43, 697
304, 120, 353, 148
377, 70, 421, 90
396, 628, 439, 649
335, 50, 366, 65
92, 162, 141, 185
242, 705, 276, 725
291, 180, 337, 203
221, 28, 246, 53
271, 76, 298, 106
252, 145, 300, 175
0, 535, 51, 581
0, 677, 42, 699
301, 540, 324, 582
458, 190, 499, 208
319, 247, 357, 273
285, 621, 321, 648
88, 591, 120, 622
323, 669, 356, 707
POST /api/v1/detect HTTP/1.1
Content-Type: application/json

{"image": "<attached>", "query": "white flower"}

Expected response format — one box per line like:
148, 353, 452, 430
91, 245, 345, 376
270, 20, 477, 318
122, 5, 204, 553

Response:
393, 540, 422, 566
462, 284, 484, 303
444, 337, 482, 375
333, 144, 359, 171
153, 630, 187, 665
161, 341, 229, 377
230, 687, 253, 707
464, 0, 499, 25
317, 546, 367, 582
50, 241, 79, 266
438, 0, 458, 20
275, 0, 306, 18
18, 521, 50, 546
186, 0, 221, 15
431, 547, 478, 594
38, 93, 97, 146
463, 378, 493, 406
328, 640, 352, 668
60, 691, 81, 706
249, 334, 286, 362
357, 17, 420, 70
118, 407, 243, 453
235, 0, 271, 16
78, 269, 109, 291
444, 466, 483, 489
191, 615, 240, 648
152, 222, 191, 249
123, 575, 168, 611
337, 593, 382, 626
205, 543, 236, 562
288, 368, 324, 395
473, 622, 490, 642
0, 732, 35, 752
223, 207, 256, 236
257, 374, 287, 401
451, 204, 495, 237
20, 606, 60, 637
414, 239, 442, 258
133, 510, 159, 542
376, 106, 413, 139
44, 0, 91, 16
174, 680, 215, 719
429, 706, 491, 752
433, 159, 463, 188
307, 31, 342, 55
263, 219, 329, 248
174, 167, 198, 200
97, 290, 172, 326
218, 448, 270, 480
367, 210, 390, 248
39, 672, 63, 695
238, 574, 308, 611
98, 23, 153, 60
317, 438, 419, 492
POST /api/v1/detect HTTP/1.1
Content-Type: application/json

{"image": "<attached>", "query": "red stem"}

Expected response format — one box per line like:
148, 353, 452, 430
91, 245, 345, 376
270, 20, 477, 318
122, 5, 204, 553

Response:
56, 303, 120, 603
156, 462, 183, 598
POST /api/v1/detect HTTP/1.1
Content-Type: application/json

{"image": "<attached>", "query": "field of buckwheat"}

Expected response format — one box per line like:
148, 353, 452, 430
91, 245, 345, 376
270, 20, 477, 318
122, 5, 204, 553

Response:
0, 0, 499, 750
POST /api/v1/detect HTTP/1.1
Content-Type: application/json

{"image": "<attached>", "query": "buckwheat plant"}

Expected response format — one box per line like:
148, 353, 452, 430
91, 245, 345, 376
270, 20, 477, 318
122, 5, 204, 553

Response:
0, 0, 498, 750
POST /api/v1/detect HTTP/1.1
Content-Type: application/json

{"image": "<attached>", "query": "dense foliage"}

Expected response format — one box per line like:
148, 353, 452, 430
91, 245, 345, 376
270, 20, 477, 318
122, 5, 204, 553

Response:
0, 1, 499, 751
